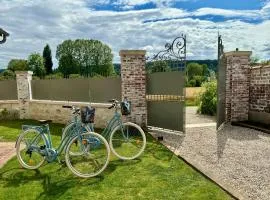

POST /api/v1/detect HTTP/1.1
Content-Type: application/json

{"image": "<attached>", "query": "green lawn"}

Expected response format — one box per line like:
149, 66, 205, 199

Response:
0, 120, 233, 200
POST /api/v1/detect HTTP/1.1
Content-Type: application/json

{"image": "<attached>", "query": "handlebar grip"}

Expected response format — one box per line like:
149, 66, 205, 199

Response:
62, 105, 72, 108
108, 105, 114, 109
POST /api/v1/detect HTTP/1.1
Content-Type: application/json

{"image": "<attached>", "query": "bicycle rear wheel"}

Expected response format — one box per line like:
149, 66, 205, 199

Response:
109, 122, 146, 160
65, 132, 110, 178
16, 129, 46, 169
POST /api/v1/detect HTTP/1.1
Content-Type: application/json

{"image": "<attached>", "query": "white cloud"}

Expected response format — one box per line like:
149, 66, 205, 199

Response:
0, 0, 269, 68
112, 0, 195, 9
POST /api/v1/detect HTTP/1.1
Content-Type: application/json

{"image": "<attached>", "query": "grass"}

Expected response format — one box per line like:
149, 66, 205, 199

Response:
0, 120, 233, 200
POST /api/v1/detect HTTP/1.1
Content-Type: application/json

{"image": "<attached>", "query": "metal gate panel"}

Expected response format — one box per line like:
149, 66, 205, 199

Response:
146, 35, 186, 133
217, 35, 226, 130
147, 71, 185, 95
147, 101, 184, 131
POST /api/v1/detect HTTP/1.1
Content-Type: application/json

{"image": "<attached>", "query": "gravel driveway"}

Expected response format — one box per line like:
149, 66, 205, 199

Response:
151, 107, 270, 200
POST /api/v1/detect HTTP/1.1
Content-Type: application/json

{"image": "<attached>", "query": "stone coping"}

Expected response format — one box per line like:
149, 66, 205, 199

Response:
30, 99, 111, 107
15, 71, 33, 75
119, 50, 146, 56
0, 99, 116, 108
0, 100, 18, 104
224, 51, 252, 57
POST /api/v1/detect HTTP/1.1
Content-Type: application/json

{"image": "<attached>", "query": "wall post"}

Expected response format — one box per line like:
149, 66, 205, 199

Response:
224, 51, 252, 122
15, 71, 33, 119
120, 50, 147, 127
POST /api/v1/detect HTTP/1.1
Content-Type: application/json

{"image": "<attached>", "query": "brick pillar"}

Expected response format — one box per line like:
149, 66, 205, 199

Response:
224, 51, 252, 122
120, 50, 147, 127
15, 71, 33, 119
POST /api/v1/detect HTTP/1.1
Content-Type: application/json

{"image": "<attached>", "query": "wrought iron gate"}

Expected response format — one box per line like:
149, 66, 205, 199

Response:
216, 34, 226, 130
146, 35, 186, 133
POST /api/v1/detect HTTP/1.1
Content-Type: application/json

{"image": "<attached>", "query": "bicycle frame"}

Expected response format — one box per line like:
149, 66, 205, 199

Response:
85, 109, 123, 140
17, 115, 86, 162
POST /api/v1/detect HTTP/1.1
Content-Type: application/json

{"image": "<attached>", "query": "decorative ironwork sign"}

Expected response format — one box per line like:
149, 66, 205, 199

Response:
147, 34, 186, 71
0, 28, 9, 44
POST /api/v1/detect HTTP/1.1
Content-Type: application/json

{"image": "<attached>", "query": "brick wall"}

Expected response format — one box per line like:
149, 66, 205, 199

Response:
224, 51, 251, 122
120, 50, 147, 127
250, 66, 270, 113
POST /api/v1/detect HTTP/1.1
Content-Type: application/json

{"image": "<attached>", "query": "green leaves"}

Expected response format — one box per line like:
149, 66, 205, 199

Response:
197, 80, 217, 116
28, 53, 46, 78
7, 59, 28, 71
43, 44, 53, 74
56, 39, 114, 77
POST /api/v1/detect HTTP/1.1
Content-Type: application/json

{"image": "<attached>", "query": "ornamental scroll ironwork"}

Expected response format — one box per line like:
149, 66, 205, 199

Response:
147, 35, 187, 72
0, 28, 9, 44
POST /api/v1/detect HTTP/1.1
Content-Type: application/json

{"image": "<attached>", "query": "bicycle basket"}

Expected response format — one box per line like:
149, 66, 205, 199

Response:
80, 106, 95, 123
121, 101, 131, 115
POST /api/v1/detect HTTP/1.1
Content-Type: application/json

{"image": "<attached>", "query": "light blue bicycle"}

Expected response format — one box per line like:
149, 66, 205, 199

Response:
62, 99, 146, 160
15, 112, 110, 178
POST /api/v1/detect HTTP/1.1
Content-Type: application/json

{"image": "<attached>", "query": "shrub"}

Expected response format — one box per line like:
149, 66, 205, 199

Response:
0, 70, 15, 80
44, 72, 63, 79
197, 80, 217, 116
69, 74, 82, 79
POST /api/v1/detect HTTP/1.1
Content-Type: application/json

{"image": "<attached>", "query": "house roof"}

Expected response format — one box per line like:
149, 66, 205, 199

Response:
0, 28, 9, 36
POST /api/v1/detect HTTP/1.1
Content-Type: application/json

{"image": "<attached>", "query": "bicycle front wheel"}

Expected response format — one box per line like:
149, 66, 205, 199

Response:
16, 129, 46, 169
109, 122, 146, 160
65, 132, 110, 178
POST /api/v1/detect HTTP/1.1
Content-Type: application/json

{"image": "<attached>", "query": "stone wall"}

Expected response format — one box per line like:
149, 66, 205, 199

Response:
29, 100, 114, 128
120, 50, 147, 127
0, 99, 114, 128
0, 100, 19, 120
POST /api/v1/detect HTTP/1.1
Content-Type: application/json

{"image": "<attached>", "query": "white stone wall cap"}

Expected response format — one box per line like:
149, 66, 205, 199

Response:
119, 50, 146, 56
30, 100, 112, 107
0, 100, 19, 104
15, 71, 33, 75
224, 51, 252, 57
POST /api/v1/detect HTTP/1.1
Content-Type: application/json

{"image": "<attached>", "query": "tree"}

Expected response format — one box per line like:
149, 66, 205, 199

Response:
186, 62, 203, 80
149, 61, 171, 73
43, 44, 53, 74
56, 39, 115, 77
28, 53, 46, 78
7, 59, 28, 71
58, 54, 78, 78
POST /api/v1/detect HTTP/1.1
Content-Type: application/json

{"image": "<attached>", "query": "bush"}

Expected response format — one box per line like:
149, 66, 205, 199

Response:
44, 72, 63, 79
197, 80, 217, 116
69, 74, 82, 79
0, 70, 15, 80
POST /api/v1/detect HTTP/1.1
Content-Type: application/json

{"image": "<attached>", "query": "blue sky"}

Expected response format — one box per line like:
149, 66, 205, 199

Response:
0, 0, 270, 68
94, 0, 264, 11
